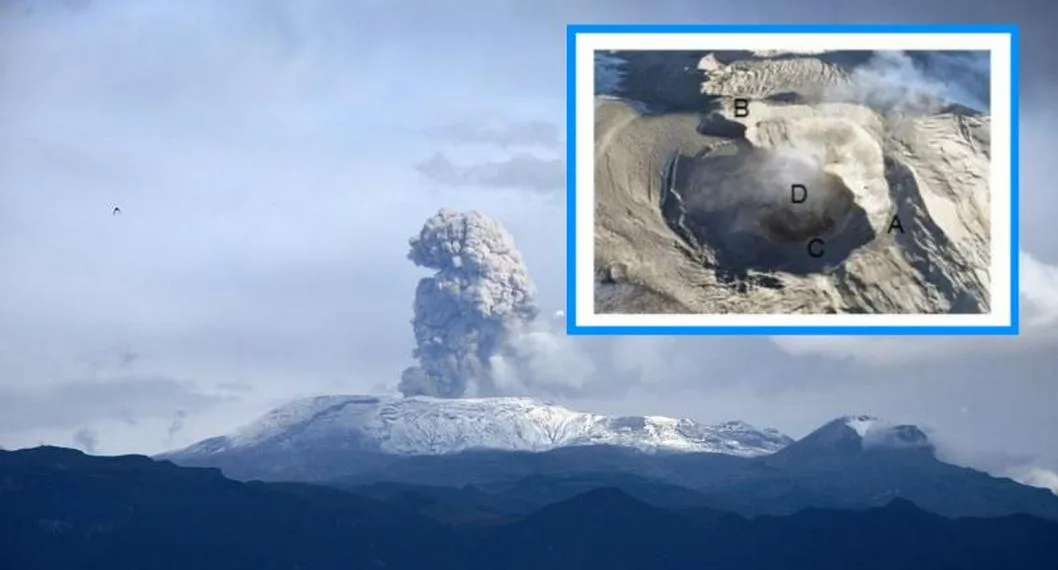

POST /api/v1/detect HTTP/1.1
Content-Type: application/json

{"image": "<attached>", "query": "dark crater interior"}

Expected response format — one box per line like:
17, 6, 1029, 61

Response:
661, 146, 876, 283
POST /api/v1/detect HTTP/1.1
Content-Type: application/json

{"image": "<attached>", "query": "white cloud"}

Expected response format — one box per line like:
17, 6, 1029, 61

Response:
772, 251, 1058, 364
1020, 251, 1058, 326
1009, 466, 1058, 495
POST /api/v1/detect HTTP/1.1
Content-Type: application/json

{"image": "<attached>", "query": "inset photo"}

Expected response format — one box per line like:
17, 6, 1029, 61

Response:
567, 24, 1017, 334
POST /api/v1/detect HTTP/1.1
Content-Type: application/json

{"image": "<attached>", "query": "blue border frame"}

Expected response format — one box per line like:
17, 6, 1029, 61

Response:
566, 23, 1020, 336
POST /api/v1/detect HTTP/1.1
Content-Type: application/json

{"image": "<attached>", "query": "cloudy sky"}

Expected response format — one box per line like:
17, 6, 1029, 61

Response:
2, 0, 1057, 491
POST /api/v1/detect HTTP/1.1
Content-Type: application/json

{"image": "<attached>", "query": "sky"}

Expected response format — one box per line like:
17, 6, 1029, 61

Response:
1, 0, 1057, 491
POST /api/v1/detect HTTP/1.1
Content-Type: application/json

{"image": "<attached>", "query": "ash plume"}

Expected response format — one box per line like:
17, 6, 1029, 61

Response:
399, 208, 539, 398
73, 426, 98, 453
167, 409, 187, 442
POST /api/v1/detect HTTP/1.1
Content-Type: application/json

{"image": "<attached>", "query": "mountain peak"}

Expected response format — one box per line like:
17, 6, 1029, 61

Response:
771, 415, 932, 465
160, 395, 794, 481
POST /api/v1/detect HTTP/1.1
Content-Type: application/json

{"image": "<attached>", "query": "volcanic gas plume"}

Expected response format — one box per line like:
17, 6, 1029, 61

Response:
399, 208, 539, 398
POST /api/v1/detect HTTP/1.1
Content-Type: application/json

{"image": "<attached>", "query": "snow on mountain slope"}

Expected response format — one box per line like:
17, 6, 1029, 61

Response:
164, 395, 793, 460
845, 414, 884, 437
842, 414, 933, 449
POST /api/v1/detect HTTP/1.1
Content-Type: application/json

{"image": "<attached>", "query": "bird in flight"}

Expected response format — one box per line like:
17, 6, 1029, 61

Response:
112, 207, 121, 215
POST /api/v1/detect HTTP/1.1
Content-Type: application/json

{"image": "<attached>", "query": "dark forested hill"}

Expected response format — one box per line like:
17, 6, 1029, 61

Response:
2, 447, 1057, 570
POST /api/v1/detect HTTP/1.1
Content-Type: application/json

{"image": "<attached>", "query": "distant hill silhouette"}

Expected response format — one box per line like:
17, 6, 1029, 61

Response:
3, 447, 1058, 570
333, 433, 1058, 520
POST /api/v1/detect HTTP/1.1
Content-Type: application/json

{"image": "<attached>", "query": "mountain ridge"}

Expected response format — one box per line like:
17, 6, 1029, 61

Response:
155, 395, 1058, 521
4, 446, 1058, 570
161, 394, 793, 463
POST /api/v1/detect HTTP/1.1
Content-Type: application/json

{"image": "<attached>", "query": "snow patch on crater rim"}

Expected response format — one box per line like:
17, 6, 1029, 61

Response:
844, 414, 884, 437
843, 414, 933, 449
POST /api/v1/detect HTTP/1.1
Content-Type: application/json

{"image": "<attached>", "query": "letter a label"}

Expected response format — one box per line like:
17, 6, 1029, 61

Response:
887, 215, 905, 234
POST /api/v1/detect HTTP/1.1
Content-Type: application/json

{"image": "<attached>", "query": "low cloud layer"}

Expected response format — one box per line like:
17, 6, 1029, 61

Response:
426, 119, 560, 149
0, 375, 231, 434
931, 440, 1058, 495
414, 152, 564, 194
1012, 467, 1058, 495
772, 252, 1058, 364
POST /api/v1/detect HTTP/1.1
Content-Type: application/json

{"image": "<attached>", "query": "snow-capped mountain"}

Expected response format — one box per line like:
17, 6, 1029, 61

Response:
156, 402, 1058, 521
163, 395, 793, 462
764, 414, 934, 469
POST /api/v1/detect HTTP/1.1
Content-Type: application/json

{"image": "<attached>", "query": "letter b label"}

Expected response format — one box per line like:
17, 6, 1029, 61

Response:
734, 98, 749, 118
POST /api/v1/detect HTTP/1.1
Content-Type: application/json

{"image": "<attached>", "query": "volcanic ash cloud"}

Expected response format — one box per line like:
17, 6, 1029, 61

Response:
399, 208, 539, 398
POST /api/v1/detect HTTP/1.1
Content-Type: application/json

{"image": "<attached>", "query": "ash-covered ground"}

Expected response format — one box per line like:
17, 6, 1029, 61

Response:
593, 50, 992, 315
